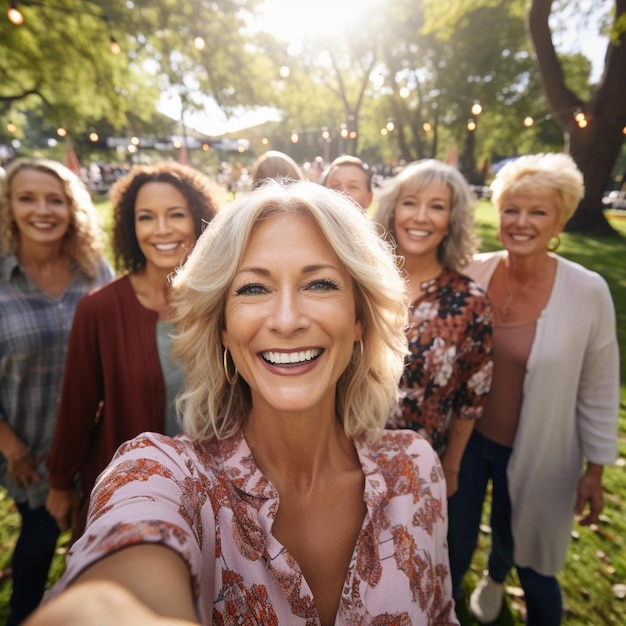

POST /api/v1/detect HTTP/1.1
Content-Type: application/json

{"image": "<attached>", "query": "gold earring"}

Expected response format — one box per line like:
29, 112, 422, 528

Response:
548, 235, 561, 252
223, 348, 238, 385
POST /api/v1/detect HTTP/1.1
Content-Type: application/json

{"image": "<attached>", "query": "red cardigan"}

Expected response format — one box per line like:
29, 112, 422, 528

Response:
47, 275, 166, 537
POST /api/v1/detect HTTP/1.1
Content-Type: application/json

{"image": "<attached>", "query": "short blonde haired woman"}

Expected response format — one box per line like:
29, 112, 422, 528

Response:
449, 153, 619, 625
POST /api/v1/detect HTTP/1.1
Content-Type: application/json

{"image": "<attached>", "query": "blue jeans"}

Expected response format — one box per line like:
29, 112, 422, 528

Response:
7, 502, 60, 626
447, 430, 562, 626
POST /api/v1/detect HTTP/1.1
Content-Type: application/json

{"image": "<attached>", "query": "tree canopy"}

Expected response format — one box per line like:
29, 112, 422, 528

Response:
2, 0, 624, 236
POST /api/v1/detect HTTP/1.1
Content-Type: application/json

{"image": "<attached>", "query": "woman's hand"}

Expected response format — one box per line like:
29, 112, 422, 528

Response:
8, 450, 42, 489
442, 465, 459, 497
575, 462, 604, 526
0, 422, 40, 489
46, 488, 81, 532
24, 580, 199, 626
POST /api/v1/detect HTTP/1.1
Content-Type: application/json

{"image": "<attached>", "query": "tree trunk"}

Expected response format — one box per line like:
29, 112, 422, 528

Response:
528, 0, 626, 237
566, 115, 624, 235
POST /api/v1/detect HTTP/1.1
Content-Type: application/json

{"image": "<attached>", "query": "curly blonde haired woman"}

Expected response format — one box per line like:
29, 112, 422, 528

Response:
0, 158, 113, 625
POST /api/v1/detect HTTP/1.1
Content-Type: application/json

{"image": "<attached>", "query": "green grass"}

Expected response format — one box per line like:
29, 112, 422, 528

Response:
1, 200, 625, 625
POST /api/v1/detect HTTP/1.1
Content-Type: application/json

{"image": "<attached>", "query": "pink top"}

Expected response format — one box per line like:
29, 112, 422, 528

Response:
51, 430, 459, 625
476, 322, 536, 447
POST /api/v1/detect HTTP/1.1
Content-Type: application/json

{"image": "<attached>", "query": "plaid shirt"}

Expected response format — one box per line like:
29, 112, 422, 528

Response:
0, 253, 113, 508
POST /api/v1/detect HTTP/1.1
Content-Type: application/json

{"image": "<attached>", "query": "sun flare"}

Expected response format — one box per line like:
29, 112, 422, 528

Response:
256, 0, 382, 46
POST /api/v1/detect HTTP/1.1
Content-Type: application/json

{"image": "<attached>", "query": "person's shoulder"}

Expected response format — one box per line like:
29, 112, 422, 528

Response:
467, 250, 502, 269
96, 258, 115, 282
556, 256, 613, 301
117, 431, 233, 469
361, 431, 443, 499
441, 270, 492, 320
446, 267, 490, 298
363, 429, 439, 464
463, 251, 503, 287
78, 275, 129, 307
0, 253, 20, 284
557, 255, 606, 283
113, 432, 209, 473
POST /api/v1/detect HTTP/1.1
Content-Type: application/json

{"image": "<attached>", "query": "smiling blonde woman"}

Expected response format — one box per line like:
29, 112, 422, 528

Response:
29, 180, 459, 626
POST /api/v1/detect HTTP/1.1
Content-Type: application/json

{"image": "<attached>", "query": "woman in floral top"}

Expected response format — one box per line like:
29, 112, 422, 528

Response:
376, 160, 493, 497
27, 181, 459, 626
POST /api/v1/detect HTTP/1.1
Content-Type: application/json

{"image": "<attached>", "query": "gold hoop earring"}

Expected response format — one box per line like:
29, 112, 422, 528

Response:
548, 235, 561, 252
223, 348, 238, 385
354, 339, 363, 362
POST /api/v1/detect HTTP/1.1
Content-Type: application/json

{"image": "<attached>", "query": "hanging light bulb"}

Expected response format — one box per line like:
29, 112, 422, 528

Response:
470, 100, 483, 116
8, 1, 24, 25
193, 36, 206, 50
109, 35, 121, 55
523, 116, 535, 127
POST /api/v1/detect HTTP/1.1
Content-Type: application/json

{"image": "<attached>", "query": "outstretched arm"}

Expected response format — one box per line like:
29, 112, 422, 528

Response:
26, 544, 198, 625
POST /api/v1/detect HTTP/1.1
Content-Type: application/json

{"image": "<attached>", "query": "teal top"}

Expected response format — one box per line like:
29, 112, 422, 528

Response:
156, 321, 185, 436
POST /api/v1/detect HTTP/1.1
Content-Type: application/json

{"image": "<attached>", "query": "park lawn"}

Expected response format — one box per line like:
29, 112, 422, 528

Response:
0, 200, 625, 624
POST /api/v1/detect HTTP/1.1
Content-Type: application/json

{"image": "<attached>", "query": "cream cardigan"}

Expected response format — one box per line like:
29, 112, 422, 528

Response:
466, 251, 619, 575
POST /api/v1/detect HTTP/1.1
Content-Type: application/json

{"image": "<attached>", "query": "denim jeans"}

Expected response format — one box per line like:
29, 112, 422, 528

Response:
447, 430, 562, 626
7, 502, 60, 626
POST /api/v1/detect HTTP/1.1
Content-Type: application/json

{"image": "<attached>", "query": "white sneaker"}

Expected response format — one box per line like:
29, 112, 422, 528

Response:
469, 574, 504, 623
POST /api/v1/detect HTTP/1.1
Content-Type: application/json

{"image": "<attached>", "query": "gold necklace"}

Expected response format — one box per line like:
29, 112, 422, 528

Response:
500, 260, 551, 319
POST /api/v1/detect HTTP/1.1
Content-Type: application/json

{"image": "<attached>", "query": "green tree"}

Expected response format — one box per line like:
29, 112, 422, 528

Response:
528, 0, 626, 235
0, 0, 271, 142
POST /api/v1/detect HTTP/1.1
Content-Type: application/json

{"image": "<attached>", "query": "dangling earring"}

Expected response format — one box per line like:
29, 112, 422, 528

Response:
548, 235, 561, 252
223, 348, 238, 385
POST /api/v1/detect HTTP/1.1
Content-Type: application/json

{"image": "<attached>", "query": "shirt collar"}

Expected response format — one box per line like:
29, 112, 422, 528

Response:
0, 254, 22, 282
217, 429, 388, 510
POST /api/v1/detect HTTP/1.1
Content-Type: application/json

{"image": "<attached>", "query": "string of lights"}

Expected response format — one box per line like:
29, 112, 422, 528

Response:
6, 1, 122, 54
5, 1, 211, 56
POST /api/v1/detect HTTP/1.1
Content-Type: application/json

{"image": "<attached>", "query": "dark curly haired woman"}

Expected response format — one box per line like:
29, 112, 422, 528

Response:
45, 161, 219, 543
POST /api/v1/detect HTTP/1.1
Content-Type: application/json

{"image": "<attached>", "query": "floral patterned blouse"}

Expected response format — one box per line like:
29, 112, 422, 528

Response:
386, 268, 493, 456
51, 430, 459, 625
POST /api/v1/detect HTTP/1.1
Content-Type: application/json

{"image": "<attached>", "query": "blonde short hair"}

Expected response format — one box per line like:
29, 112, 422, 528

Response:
171, 180, 409, 443
375, 159, 478, 271
0, 158, 106, 278
490, 153, 584, 223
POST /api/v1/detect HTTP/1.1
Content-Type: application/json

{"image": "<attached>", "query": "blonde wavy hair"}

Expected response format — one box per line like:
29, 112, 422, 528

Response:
375, 159, 478, 271
0, 158, 106, 278
490, 153, 584, 223
171, 180, 409, 443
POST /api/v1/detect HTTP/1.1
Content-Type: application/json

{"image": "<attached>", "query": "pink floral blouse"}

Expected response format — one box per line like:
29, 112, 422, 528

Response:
51, 430, 459, 625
